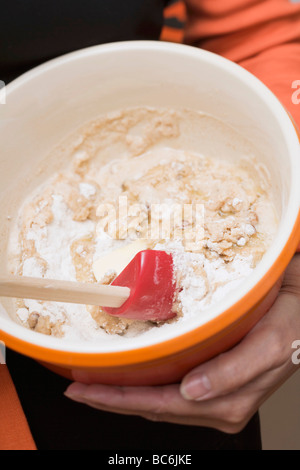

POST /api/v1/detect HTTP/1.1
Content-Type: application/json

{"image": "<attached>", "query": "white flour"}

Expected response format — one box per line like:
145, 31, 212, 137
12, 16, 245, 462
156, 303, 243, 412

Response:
16, 193, 254, 342
19, 194, 103, 341
155, 240, 253, 321
25, 194, 94, 280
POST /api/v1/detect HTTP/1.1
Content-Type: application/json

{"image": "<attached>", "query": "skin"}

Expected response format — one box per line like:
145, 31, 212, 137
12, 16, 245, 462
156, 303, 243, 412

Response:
65, 254, 300, 434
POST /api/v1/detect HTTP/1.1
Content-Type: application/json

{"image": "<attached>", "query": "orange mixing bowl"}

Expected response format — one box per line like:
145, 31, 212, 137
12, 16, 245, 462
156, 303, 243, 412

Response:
0, 42, 299, 385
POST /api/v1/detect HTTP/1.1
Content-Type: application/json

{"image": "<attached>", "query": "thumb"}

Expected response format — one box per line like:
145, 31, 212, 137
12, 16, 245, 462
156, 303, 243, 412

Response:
180, 293, 299, 401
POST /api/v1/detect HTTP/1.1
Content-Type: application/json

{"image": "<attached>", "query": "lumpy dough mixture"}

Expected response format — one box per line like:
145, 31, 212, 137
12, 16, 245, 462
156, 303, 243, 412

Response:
11, 107, 278, 342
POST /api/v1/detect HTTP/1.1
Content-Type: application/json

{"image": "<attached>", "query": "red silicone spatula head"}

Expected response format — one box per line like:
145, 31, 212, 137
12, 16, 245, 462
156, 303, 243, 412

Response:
103, 250, 176, 322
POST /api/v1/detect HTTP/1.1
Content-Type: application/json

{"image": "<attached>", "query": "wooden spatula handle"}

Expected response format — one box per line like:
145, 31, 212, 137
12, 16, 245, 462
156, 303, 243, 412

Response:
0, 276, 130, 308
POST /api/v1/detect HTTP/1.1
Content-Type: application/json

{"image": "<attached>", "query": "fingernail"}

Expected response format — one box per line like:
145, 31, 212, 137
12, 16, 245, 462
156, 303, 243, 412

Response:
64, 391, 76, 399
64, 383, 87, 399
181, 374, 212, 401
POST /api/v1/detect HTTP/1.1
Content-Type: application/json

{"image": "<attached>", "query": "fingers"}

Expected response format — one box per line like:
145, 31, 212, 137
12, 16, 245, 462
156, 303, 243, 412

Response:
65, 381, 229, 425
64, 381, 237, 431
64, 352, 296, 433
66, 383, 192, 416
64, 365, 287, 433
181, 292, 300, 401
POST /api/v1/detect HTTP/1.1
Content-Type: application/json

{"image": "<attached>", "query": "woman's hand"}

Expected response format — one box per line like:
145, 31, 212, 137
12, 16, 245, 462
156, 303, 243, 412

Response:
65, 255, 300, 434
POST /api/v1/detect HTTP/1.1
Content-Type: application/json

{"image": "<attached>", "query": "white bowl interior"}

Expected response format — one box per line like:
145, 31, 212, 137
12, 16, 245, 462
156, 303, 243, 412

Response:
0, 41, 299, 353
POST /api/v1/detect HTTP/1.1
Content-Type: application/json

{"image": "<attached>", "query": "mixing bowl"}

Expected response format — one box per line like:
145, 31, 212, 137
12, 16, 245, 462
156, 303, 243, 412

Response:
0, 41, 299, 385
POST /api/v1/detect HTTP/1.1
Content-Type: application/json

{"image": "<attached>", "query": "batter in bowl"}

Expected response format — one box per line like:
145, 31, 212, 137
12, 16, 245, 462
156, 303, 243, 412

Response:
10, 107, 278, 341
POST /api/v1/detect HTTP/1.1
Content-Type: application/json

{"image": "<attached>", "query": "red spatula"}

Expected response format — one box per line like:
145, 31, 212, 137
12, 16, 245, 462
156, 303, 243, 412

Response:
0, 251, 176, 322
103, 250, 176, 321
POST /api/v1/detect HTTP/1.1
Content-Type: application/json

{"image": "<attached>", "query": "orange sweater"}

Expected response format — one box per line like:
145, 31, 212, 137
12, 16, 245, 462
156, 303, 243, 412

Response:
184, 0, 300, 129
0, 366, 36, 450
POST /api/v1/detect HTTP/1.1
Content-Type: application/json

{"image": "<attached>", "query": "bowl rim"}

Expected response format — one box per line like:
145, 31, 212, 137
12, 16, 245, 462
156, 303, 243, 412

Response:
1, 40, 300, 367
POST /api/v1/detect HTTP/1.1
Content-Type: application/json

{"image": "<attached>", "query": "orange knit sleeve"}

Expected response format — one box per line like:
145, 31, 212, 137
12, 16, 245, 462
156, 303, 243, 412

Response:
0, 365, 36, 450
184, 0, 300, 130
